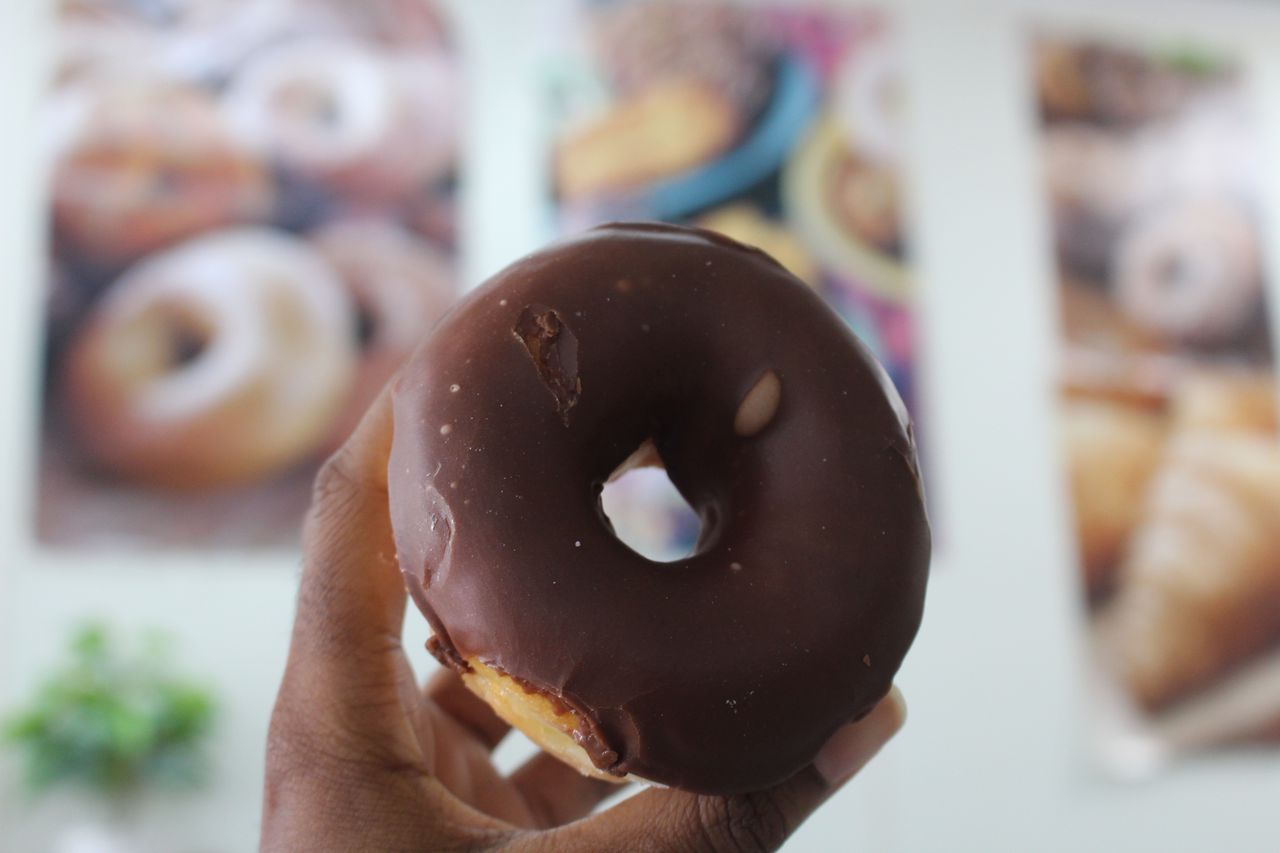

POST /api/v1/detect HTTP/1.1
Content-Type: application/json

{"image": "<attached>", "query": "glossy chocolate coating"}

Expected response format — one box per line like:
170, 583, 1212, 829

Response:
389, 222, 930, 794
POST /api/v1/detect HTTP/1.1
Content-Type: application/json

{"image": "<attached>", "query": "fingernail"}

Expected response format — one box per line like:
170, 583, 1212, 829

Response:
814, 686, 907, 786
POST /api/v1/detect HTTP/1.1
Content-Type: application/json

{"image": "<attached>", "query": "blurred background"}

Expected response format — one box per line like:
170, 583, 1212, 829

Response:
3, 0, 1280, 850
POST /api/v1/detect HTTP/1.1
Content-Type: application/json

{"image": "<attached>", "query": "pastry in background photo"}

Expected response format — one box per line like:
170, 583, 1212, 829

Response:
404, 191, 459, 250
832, 32, 900, 169
60, 228, 356, 490
1247, 716, 1280, 742
1035, 41, 1093, 122
1057, 283, 1176, 410
556, 80, 741, 202
828, 32, 904, 255
1062, 399, 1167, 597
593, 0, 776, 120
45, 262, 89, 361
1129, 93, 1260, 206
310, 218, 456, 451
828, 154, 901, 255
783, 117, 909, 303
555, 0, 776, 201
1108, 431, 1280, 711
48, 79, 273, 267
1170, 369, 1278, 434
1040, 124, 1145, 278
1034, 40, 1199, 127
782, 28, 910, 304
1059, 279, 1158, 353
697, 204, 819, 287
1114, 197, 1263, 347
1060, 346, 1179, 412
223, 38, 459, 202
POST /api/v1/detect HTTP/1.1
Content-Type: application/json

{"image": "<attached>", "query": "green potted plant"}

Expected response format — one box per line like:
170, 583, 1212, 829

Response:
3, 624, 216, 852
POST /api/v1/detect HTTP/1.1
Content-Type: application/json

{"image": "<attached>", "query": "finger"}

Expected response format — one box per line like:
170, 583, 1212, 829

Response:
508, 753, 628, 828
543, 688, 906, 853
281, 383, 409, 711
424, 667, 511, 750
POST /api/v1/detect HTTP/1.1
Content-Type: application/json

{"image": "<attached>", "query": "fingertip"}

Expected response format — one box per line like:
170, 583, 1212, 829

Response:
813, 686, 907, 787
883, 685, 908, 732
348, 381, 397, 482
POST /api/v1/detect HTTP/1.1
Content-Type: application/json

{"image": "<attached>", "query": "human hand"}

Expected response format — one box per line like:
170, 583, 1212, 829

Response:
262, 385, 907, 852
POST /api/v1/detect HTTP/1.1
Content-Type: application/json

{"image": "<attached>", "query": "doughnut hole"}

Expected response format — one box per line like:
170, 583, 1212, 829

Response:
461, 659, 628, 784
106, 298, 215, 384
599, 439, 701, 563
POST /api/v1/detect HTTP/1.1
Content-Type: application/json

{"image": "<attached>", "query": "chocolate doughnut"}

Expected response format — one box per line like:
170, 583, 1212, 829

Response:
389, 223, 930, 794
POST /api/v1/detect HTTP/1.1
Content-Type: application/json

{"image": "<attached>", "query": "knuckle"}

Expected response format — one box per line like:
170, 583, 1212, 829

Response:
695, 792, 793, 853
311, 450, 364, 513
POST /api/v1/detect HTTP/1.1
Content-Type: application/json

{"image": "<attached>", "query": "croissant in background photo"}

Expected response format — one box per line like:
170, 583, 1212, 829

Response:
1109, 403, 1280, 710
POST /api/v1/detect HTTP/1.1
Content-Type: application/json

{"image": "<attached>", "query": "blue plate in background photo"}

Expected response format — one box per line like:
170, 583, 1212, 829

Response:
646, 53, 823, 221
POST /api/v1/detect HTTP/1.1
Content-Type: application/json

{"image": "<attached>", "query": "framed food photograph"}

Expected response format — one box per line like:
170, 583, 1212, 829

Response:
36, 0, 465, 550
1032, 30, 1280, 774
543, 0, 932, 561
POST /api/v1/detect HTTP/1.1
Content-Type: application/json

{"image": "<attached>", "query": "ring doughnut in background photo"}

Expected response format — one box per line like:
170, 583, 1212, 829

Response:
60, 229, 357, 491
310, 217, 457, 452
222, 37, 460, 204
48, 78, 275, 269
1114, 197, 1263, 346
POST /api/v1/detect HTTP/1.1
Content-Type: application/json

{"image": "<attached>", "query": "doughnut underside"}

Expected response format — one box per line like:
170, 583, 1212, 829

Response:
462, 659, 630, 785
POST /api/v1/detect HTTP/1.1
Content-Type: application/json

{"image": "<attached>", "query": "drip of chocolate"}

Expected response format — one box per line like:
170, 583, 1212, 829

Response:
389, 222, 931, 794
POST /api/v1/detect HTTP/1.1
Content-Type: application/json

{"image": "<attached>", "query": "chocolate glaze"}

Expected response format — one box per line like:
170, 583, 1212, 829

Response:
389, 222, 930, 794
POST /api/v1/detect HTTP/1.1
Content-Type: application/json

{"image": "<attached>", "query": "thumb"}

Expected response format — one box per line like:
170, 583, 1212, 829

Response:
539, 687, 906, 853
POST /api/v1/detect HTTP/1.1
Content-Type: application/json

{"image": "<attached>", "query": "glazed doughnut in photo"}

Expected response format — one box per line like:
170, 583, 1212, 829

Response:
832, 32, 901, 171
1114, 197, 1262, 346
310, 218, 456, 451
222, 38, 460, 201
61, 228, 357, 490
49, 79, 274, 266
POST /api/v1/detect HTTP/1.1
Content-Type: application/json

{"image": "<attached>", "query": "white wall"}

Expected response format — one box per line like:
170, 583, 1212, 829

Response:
3, 0, 1280, 851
